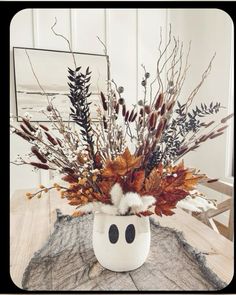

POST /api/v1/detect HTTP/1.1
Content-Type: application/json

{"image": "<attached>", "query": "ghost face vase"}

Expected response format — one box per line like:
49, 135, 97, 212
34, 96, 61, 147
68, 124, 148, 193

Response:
92, 213, 151, 272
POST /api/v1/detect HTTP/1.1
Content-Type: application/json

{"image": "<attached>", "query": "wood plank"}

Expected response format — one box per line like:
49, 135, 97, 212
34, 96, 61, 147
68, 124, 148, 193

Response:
10, 188, 51, 289
206, 198, 231, 218
201, 181, 233, 197
156, 207, 234, 285
214, 219, 231, 240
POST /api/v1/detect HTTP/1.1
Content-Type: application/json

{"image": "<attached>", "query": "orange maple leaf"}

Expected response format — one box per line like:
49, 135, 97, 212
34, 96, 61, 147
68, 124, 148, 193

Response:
123, 170, 145, 193
102, 148, 142, 178
97, 179, 115, 196
154, 198, 178, 217
144, 168, 162, 195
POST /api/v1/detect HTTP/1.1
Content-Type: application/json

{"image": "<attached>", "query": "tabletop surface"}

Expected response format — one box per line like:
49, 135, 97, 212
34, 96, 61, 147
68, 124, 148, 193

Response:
10, 189, 234, 290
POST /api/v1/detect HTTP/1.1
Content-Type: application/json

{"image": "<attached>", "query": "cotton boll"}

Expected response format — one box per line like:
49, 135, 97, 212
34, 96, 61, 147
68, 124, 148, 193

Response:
110, 183, 123, 207
141, 196, 156, 211
132, 195, 156, 213
78, 203, 94, 214
118, 192, 143, 215
177, 195, 217, 212
193, 196, 217, 211
177, 199, 202, 212
100, 204, 119, 215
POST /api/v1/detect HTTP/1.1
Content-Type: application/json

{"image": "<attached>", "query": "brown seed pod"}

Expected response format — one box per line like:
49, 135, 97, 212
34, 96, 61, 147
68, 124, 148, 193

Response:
45, 132, 58, 145
39, 124, 49, 131
221, 113, 234, 124
100, 91, 108, 111
22, 118, 36, 132
63, 167, 75, 174
20, 124, 32, 136
103, 116, 108, 129
160, 103, 166, 116
149, 112, 157, 129
153, 112, 158, 129
209, 131, 224, 139
199, 135, 207, 142
131, 112, 137, 122
216, 125, 228, 132
136, 145, 144, 156
167, 101, 175, 111
144, 105, 151, 114
204, 132, 215, 140
162, 117, 167, 130
176, 146, 189, 156
154, 93, 164, 110
14, 129, 30, 141
122, 104, 126, 116
189, 144, 200, 151
115, 103, 120, 114
31, 146, 47, 163
125, 110, 130, 122
56, 138, 63, 147
204, 120, 215, 128
139, 108, 144, 117
155, 120, 164, 138
151, 140, 157, 151
138, 117, 143, 125
128, 109, 134, 122
30, 162, 49, 170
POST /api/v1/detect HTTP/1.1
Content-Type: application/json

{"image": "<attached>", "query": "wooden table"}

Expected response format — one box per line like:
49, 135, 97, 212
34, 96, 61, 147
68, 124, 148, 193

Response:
10, 189, 234, 289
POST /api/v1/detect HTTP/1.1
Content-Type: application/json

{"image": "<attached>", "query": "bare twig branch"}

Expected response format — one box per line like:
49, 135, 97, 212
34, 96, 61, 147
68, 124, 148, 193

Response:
51, 17, 77, 69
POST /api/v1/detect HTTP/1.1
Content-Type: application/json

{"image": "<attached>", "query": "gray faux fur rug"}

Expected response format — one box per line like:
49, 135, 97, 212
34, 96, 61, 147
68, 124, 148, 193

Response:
22, 210, 226, 291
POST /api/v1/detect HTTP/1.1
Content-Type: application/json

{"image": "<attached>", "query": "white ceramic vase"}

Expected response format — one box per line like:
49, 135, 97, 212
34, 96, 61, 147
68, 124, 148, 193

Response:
92, 213, 151, 272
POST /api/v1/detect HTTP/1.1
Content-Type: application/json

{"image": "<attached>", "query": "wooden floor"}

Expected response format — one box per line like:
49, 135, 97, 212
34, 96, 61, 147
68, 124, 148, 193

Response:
10, 189, 234, 290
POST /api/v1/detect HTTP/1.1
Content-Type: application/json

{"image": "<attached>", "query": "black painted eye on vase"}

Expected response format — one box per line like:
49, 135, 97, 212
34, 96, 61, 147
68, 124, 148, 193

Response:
125, 224, 135, 243
108, 224, 119, 244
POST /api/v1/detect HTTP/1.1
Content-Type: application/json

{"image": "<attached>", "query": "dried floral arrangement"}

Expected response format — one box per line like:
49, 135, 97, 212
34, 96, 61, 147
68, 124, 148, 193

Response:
10, 25, 233, 217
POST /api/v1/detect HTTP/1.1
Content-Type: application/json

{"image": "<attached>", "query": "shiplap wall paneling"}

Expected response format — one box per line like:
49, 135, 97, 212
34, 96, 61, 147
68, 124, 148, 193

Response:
10, 9, 40, 196
34, 9, 71, 50
106, 9, 137, 108
10, 9, 34, 114
167, 9, 233, 182
72, 9, 106, 54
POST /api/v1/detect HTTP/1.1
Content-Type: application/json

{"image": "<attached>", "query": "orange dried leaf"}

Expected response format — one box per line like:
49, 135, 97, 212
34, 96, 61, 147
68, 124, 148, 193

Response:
97, 179, 115, 196
62, 174, 78, 183
69, 198, 81, 206
102, 147, 142, 177
72, 211, 84, 217
124, 170, 145, 193
155, 202, 176, 217
140, 210, 154, 216
144, 169, 162, 194
182, 172, 204, 191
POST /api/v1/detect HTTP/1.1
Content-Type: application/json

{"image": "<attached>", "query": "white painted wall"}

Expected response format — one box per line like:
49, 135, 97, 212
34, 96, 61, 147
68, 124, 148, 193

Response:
10, 9, 234, 197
